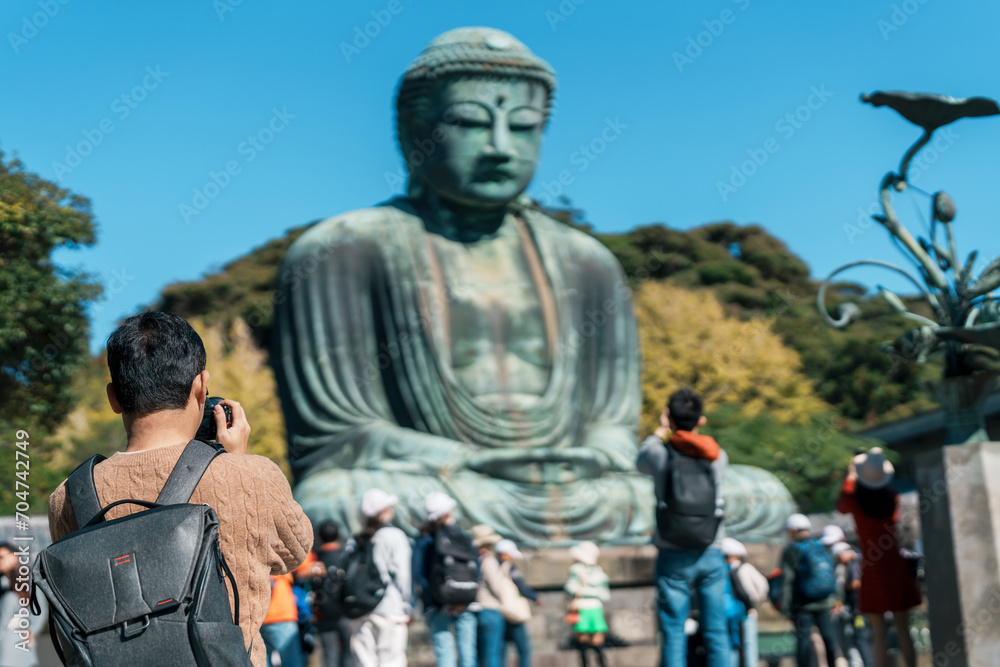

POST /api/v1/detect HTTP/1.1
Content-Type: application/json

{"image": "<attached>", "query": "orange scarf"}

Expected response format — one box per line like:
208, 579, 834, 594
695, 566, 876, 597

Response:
668, 431, 720, 461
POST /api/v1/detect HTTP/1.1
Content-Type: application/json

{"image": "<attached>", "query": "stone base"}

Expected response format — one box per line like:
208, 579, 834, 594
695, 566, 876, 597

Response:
914, 441, 1000, 667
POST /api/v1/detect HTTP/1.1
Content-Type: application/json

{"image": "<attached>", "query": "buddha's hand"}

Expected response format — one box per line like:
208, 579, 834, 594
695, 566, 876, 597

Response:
463, 447, 611, 484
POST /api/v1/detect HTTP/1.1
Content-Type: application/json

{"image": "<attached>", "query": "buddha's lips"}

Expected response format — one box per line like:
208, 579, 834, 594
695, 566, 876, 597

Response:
474, 165, 518, 181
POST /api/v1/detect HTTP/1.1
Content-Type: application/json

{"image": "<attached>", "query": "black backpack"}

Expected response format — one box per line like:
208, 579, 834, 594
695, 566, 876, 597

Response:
656, 445, 722, 549
428, 525, 479, 606
327, 533, 386, 619
314, 547, 350, 622
31, 440, 252, 667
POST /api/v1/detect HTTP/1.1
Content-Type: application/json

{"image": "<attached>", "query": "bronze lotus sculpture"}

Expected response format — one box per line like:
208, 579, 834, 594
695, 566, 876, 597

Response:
819, 91, 1000, 439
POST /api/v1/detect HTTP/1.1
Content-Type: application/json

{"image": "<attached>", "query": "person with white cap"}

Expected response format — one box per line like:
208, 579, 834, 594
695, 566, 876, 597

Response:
721, 537, 768, 667
836, 448, 919, 667
778, 513, 838, 667
564, 541, 610, 667
472, 525, 507, 667
829, 542, 874, 667
412, 492, 478, 667
495, 539, 535, 667
819, 524, 846, 549
347, 488, 412, 667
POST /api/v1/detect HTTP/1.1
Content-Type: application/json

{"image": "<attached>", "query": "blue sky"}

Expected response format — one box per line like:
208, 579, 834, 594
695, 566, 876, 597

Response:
3, 0, 1000, 352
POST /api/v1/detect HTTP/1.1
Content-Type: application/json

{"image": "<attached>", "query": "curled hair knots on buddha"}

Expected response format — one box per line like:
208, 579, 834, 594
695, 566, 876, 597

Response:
395, 27, 557, 172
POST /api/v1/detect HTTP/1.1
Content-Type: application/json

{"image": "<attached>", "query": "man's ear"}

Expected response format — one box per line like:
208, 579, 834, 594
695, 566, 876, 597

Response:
698, 415, 708, 428
190, 370, 210, 408
106, 383, 123, 415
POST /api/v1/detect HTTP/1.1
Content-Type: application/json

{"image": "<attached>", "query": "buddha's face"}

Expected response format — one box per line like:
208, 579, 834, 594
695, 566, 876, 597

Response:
411, 77, 547, 209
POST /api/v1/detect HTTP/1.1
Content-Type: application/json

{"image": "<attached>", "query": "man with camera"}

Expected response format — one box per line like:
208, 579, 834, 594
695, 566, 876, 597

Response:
46, 312, 314, 667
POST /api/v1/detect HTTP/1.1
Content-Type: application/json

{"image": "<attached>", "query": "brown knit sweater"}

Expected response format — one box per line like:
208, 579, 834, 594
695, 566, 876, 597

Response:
47, 442, 313, 667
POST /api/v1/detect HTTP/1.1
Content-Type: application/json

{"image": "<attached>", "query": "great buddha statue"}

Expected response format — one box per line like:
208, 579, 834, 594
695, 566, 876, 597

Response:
272, 27, 793, 545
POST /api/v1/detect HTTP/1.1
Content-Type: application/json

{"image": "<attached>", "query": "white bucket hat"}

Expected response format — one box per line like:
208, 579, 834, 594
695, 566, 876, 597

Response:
820, 525, 846, 546
361, 488, 398, 518
423, 491, 457, 522
569, 541, 600, 566
855, 447, 894, 489
494, 539, 524, 560
785, 513, 812, 532
721, 537, 747, 558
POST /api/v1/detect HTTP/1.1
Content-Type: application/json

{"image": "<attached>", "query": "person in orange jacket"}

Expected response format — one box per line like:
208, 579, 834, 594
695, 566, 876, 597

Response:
263, 573, 305, 667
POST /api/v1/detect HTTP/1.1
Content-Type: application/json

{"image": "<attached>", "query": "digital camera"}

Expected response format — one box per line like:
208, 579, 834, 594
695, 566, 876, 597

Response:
196, 396, 233, 442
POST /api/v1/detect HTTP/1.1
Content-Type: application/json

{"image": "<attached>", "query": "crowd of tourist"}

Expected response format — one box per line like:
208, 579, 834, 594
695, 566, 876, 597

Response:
22, 314, 926, 667
252, 390, 922, 667
256, 488, 614, 667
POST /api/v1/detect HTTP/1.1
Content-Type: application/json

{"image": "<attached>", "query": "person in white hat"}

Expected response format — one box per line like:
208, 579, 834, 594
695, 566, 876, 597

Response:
347, 488, 412, 667
837, 448, 919, 667
721, 538, 769, 667
819, 524, 846, 548
413, 492, 478, 667
778, 512, 838, 667
564, 541, 611, 666
494, 540, 535, 667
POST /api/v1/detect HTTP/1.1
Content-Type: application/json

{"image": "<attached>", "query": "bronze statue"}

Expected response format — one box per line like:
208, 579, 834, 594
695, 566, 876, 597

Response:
274, 27, 794, 545
273, 28, 652, 544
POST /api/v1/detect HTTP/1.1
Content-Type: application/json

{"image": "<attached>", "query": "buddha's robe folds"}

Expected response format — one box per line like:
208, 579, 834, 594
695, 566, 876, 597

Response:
272, 198, 654, 545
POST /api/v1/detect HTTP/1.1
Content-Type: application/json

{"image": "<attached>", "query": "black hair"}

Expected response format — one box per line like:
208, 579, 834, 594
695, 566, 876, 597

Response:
0, 542, 13, 553
106, 312, 206, 416
667, 388, 703, 432
855, 484, 897, 520
317, 520, 340, 544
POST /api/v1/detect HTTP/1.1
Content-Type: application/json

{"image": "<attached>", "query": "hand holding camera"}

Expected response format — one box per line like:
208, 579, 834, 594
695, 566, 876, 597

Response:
197, 396, 251, 455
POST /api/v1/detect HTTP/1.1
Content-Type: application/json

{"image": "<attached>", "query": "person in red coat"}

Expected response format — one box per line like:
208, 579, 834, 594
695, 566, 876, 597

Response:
836, 448, 920, 667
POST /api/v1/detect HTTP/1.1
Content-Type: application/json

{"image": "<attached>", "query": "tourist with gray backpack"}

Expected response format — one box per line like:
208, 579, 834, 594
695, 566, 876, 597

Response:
38, 312, 313, 666
636, 388, 730, 666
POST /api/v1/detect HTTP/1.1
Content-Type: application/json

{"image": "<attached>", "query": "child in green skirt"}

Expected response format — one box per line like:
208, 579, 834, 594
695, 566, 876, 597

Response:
565, 541, 611, 666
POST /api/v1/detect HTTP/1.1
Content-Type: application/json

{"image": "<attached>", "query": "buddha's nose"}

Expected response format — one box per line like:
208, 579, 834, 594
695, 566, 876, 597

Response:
484, 117, 514, 160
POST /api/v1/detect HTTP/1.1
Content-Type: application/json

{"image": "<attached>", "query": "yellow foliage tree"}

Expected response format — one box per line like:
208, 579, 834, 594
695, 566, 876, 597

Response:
196, 317, 289, 477
634, 281, 827, 433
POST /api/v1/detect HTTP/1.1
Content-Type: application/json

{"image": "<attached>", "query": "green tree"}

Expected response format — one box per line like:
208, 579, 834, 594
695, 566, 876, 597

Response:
0, 152, 101, 513
705, 404, 871, 513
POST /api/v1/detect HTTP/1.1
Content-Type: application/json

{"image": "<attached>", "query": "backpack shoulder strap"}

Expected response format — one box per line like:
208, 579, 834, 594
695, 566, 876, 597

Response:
155, 439, 225, 504
66, 454, 108, 527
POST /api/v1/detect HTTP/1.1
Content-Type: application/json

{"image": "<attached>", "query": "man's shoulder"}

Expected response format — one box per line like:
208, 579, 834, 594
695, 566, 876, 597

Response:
199, 452, 289, 494
50, 479, 68, 503
209, 451, 284, 475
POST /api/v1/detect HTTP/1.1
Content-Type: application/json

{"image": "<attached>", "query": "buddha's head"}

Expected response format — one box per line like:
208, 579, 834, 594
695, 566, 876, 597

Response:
396, 28, 556, 210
